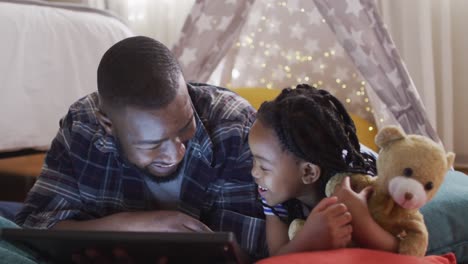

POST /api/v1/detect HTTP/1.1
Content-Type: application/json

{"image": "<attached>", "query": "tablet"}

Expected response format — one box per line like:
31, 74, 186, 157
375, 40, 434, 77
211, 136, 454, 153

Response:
0, 228, 246, 264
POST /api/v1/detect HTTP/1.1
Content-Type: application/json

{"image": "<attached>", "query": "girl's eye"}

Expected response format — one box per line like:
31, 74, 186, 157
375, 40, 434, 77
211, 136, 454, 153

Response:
253, 159, 269, 172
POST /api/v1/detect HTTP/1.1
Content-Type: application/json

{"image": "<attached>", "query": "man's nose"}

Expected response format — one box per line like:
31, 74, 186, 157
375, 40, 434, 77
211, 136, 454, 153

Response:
162, 137, 186, 164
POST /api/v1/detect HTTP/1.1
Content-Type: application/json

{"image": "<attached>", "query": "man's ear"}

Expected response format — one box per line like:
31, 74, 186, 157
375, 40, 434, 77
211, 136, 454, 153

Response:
95, 110, 114, 136
301, 163, 321, 185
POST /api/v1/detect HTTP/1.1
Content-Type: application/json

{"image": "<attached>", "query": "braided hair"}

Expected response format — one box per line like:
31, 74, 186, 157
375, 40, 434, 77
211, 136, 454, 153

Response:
257, 84, 376, 199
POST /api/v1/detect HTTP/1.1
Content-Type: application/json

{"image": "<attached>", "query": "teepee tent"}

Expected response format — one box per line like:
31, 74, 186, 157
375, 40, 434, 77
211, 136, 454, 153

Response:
172, 0, 440, 143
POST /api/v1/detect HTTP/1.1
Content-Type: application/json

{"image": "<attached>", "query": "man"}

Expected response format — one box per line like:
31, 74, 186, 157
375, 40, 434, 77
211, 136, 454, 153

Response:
15, 36, 267, 260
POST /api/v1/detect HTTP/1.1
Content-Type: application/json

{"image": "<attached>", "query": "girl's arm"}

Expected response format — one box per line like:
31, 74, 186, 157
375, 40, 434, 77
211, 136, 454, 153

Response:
267, 197, 352, 256
351, 210, 399, 252
334, 177, 399, 252
265, 215, 289, 255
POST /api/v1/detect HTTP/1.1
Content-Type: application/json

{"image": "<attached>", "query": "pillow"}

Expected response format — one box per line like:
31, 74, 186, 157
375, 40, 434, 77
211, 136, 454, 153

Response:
422, 170, 468, 263
256, 171, 468, 264
256, 248, 456, 264
0, 216, 39, 264
0, 201, 23, 222
231, 87, 378, 151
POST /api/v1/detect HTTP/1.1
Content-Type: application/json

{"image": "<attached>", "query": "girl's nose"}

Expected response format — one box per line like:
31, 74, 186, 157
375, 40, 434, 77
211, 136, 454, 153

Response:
251, 167, 261, 179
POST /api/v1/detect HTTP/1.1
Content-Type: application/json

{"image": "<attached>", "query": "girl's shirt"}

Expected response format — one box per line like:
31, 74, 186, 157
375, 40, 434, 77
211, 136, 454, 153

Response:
261, 197, 310, 224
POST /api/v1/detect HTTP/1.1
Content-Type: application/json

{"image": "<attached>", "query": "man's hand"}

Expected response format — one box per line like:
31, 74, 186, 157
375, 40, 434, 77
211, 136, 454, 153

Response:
53, 210, 213, 233
139, 210, 213, 232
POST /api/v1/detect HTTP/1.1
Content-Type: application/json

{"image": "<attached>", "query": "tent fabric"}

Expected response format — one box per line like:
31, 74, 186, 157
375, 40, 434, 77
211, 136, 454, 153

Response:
172, 0, 254, 83
172, 0, 440, 143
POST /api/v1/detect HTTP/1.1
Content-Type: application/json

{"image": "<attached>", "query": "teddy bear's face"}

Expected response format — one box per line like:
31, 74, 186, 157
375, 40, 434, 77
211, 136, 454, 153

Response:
376, 135, 449, 210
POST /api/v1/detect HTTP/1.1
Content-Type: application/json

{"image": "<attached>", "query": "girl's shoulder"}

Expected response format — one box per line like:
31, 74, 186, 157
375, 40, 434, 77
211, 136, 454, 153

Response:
261, 198, 310, 224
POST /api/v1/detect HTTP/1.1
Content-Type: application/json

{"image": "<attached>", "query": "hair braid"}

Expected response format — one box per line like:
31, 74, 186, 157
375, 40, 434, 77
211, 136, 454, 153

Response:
319, 91, 373, 173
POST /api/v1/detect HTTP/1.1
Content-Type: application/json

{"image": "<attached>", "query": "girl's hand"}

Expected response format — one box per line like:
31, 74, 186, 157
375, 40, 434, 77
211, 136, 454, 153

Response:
333, 177, 399, 252
333, 176, 373, 218
301, 196, 353, 249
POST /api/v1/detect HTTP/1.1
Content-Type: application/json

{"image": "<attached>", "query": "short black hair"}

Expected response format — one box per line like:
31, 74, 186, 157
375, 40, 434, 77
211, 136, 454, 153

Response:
97, 36, 182, 109
257, 84, 376, 197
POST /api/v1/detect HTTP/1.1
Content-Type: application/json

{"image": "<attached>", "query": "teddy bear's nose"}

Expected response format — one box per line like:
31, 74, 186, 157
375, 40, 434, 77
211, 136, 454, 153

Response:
404, 192, 413, 200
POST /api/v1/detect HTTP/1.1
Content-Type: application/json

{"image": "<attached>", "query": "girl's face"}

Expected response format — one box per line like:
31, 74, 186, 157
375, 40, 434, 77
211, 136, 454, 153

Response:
248, 120, 317, 206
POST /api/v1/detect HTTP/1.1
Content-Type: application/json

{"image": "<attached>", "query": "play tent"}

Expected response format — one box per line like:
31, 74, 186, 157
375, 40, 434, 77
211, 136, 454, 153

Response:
172, 0, 439, 144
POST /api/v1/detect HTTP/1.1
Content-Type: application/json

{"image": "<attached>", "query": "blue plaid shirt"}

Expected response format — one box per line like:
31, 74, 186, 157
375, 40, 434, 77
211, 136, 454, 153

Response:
16, 83, 267, 258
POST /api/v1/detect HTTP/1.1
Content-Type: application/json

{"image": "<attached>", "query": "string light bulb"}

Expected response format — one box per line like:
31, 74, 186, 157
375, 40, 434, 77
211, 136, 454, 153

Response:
223, 3, 379, 128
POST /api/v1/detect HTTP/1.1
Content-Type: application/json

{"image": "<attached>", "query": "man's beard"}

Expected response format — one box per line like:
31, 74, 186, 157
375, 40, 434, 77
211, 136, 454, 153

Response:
141, 164, 182, 184
115, 137, 182, 184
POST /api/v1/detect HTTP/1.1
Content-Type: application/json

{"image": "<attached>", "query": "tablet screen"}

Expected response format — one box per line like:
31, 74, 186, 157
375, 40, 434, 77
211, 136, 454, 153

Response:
0, 228, 245, 264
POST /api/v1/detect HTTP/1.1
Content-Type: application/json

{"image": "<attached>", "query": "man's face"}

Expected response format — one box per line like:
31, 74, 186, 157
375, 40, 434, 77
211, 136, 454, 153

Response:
110, 80, 196, 180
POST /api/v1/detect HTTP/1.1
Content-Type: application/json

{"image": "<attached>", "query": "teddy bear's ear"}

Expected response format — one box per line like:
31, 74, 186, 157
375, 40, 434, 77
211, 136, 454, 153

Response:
375, 125, 406, 149
446, 152, 455, 169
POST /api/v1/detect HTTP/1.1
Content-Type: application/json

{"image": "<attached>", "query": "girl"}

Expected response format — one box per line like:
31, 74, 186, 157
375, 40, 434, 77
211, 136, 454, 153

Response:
248, 84, 399, 256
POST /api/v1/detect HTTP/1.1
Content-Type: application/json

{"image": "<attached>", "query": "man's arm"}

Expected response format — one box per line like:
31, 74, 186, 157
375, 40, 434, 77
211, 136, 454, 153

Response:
16, 113, 210, 233
201, 116, 268, 259
52, 210, 211, 232
16, 113, 85, 228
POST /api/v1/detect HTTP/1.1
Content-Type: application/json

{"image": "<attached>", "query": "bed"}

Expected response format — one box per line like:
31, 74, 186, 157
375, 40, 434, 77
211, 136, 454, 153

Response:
0, 0, 133, 154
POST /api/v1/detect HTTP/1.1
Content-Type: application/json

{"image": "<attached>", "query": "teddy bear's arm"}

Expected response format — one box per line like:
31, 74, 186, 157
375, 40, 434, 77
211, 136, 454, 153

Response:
350, 174, 375, 193
288, 219, 305, 240
325, 173, 374, 197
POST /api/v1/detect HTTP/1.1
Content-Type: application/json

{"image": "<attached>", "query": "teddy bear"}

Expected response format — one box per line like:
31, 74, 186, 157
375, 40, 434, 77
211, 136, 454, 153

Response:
288, 125, 455, 257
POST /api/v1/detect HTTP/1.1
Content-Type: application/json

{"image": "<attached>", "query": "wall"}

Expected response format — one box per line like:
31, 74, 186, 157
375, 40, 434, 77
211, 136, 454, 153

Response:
451, 0, 468, 167
378, 0, 468, 168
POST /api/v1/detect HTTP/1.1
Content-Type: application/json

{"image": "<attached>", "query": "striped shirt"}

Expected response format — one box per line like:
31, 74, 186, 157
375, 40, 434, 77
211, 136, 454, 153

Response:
15, 83, 268, 259
261, 197, 289, 218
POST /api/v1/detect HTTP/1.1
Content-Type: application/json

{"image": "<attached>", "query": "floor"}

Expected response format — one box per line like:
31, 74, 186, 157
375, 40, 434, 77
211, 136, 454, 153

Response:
0, 153, 44, 201
1, 153, 467, 202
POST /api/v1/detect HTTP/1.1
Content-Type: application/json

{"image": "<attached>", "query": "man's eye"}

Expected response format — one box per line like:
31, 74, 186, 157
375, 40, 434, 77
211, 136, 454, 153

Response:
180, 119, 196, 134
260, 166, 269, 172
181, 131, 195, 142
139, 144, 161, 150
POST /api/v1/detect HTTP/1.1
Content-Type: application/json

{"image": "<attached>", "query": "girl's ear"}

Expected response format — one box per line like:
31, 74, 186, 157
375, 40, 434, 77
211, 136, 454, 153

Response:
301, 163, 320, 185
96, 110, 114, 136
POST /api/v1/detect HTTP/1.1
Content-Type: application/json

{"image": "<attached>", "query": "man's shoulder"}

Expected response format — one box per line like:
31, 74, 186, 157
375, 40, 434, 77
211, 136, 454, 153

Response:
56, 92, 117, 158
68, 92, 100, 122
188, 83, 256, 123
60, 92, 102, 139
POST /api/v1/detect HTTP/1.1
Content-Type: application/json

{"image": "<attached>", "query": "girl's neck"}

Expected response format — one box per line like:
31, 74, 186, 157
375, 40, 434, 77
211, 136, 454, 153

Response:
296, 187, 322, 208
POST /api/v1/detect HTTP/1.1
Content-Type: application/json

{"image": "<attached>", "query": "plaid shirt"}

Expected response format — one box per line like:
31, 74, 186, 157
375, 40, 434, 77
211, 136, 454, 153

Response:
16, 83, 268, 258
